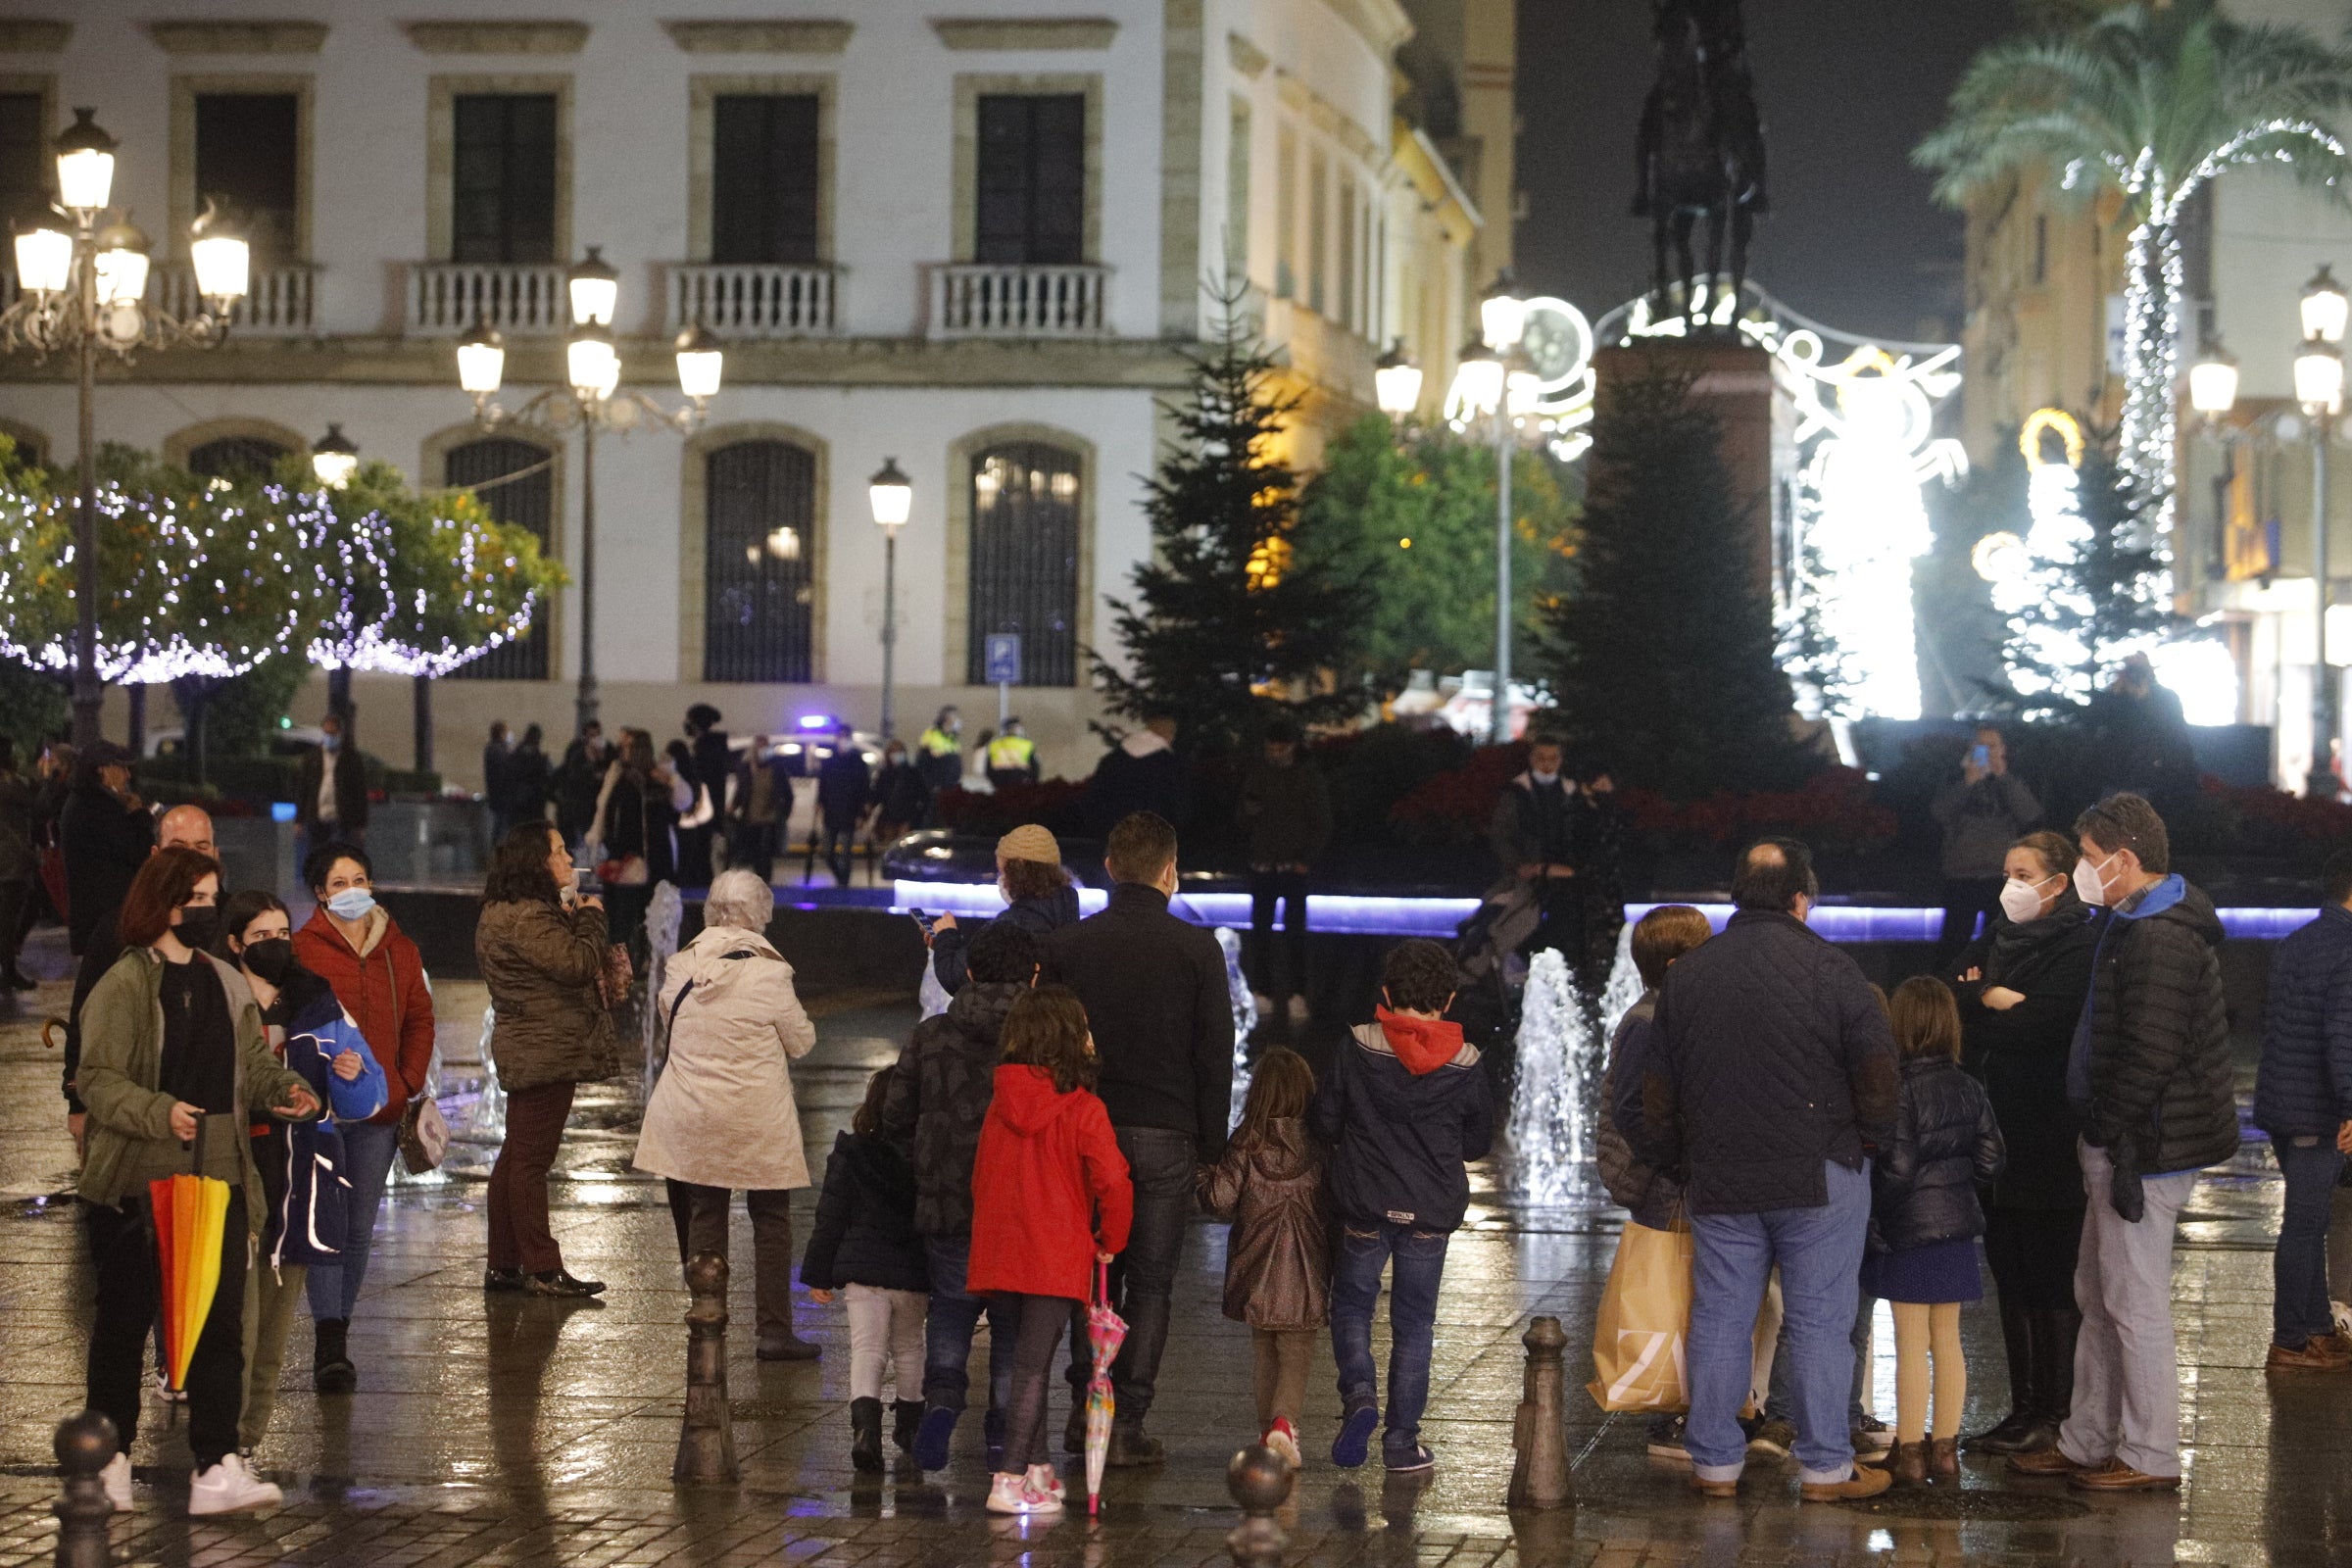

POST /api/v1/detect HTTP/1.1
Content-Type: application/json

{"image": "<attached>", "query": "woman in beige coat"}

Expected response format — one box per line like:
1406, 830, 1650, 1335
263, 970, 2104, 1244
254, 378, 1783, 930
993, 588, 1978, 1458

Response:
636, 867, 820, 1357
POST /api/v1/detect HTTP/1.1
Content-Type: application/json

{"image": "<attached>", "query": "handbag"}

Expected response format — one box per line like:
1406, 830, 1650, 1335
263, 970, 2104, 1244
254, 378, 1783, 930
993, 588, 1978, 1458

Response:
397, 1092, 449, 1175
595, 854, 648, 886
1587, 1209, 1695, 1413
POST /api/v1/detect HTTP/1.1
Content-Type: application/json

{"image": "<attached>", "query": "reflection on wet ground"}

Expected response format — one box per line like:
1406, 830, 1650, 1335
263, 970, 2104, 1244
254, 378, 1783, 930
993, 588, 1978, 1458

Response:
0, 927, 2341, 1565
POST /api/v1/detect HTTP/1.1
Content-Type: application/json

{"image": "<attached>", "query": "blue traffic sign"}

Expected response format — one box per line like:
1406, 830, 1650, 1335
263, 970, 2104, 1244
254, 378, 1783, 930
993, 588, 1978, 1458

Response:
984, 633, 1022, 685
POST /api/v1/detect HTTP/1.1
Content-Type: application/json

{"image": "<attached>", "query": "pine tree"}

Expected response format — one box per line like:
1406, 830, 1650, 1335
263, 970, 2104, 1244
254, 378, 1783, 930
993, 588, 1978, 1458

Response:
1090, 296, 1368, 751
1539, 364, 1807, 798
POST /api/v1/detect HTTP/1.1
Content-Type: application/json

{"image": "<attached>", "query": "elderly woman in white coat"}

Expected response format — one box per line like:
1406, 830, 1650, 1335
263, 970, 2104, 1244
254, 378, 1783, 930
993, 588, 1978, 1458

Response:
634, 868, 820, 1359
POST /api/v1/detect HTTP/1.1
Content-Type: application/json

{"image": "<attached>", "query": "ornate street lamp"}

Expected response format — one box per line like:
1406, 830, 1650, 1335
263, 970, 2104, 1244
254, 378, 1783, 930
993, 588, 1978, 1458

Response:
1373, 339, 1423, 419
0, 107, 250, 747
1477, 270, 1529, 745
869, 458, 913, 740
310, 423, 359, 489
454, 247, 722, 737
2298, 329, 2347, 799
2187, 341, 2239, 420
2304, 264, 2349, 347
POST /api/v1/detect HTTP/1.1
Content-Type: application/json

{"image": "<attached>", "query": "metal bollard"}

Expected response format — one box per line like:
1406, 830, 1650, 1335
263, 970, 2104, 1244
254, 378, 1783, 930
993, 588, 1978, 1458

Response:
672, 1251, 740, 1484
1506, 1314, 1575, 1510
1226, 1444, 1292, 1567
54, 1410, 117, 1568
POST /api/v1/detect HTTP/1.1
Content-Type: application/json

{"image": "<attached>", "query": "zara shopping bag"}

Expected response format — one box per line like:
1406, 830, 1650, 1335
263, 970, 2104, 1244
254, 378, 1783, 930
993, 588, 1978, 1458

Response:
1587, 1215, 1694, 1413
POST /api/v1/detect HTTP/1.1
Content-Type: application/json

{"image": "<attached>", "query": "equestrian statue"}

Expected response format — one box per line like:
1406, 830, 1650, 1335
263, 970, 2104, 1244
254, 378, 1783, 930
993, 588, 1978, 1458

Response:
1632, 0, 1769, 329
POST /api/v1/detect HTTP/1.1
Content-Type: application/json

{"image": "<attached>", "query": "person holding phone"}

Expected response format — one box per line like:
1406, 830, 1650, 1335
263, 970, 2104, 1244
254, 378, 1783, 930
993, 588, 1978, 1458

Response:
1931, 725, 2040, 965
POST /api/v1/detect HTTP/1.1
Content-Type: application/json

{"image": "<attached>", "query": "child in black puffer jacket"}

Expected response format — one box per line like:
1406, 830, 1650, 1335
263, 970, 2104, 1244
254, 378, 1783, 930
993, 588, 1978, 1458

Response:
1866, 977, 2005, 1487
803, 1066, 931, 1472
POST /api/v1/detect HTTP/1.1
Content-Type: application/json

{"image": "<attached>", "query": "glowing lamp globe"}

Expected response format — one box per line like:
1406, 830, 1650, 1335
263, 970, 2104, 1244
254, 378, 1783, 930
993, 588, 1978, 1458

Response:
1480, 272, 1527, 352
311, 423, 359, 489
456, 319, 506, 395
2186, 344, 2238, 417
868, 458, 913, 529
566, 322, 618, 401
1453, 342, 1504, 417
673, 322, 723, 401
2303, 264, 2350, 346
1373, 339, 1422, 417
566, 245, 618, 327
2295, 334, 2344, 415
188, 214, 251, 304
12, 226, 71, 295
91, 222, 150, 309
54, 108, 117, 214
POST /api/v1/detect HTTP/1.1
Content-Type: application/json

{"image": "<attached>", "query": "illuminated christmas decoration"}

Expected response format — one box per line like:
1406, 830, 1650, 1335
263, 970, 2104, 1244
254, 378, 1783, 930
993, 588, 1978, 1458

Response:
1444, 295, 1597, 463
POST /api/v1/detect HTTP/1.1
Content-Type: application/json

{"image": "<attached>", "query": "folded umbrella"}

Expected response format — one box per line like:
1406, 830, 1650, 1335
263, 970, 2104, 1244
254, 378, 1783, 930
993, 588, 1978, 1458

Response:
148, 1114, 231, 1392
1083, 1261, 1129, 1517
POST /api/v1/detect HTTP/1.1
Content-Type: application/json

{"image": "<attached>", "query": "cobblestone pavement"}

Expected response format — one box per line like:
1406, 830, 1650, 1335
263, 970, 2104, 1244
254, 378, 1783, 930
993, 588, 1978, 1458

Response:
0, 928, 2335, 1567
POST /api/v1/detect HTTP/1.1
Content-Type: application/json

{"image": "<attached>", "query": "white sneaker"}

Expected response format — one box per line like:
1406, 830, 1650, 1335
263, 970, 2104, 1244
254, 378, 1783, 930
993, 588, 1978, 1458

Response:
153, 1370, 185, 1405
99, 1452, 132, 1512
188, 1452, 281, 1516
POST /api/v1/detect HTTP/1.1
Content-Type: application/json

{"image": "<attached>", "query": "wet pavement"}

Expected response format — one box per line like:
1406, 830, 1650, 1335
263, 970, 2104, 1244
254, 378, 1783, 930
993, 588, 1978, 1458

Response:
0, 924, 2341, 1566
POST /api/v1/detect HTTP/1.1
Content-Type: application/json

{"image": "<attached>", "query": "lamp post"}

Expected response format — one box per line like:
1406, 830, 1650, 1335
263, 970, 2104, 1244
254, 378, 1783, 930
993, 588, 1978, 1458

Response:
453, 246, 721, 739
1373, 338, 1424, 420
0, 107, 250, 748
1470, 272, 1529, 745
868, 458, 913, 740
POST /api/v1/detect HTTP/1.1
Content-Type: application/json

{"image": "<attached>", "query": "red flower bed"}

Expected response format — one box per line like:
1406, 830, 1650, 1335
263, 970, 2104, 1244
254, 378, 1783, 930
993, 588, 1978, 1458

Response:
2198, 774, 2352, 846
934, 778, 1092, 838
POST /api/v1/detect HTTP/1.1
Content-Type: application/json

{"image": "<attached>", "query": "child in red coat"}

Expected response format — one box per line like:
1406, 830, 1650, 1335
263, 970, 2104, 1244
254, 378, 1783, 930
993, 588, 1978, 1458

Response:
966, 985, 1133, 1516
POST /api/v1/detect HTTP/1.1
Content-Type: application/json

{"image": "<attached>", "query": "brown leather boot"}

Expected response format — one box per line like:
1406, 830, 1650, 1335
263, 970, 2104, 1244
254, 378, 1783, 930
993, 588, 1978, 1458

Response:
1891, 1441, 1928, 1485
1929, 1438, 1959, 1481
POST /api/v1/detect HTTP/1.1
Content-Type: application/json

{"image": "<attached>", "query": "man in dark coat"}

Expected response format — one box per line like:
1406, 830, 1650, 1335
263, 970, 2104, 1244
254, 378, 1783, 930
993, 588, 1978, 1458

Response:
814, 725, 870, 886
481, 720, 513, 840
1239, 716, 1331, 1020
2013, 794, 2237, 1493
1637, 837, 1897, 1500
1046, 810, 1235, 1465
1487, 737, 1581, 959
0, 737, 37, 991
1083, 714, 1187, 831
1931, 724, 2040, 962
295, 710, 368, 870
879, 920, 1041, 1468
554, 721, 608, 851
2255, 850, 2352, 1372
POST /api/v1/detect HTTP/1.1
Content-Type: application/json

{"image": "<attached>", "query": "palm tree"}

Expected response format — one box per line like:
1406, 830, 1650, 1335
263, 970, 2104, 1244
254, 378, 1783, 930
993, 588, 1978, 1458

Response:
1916, 0, 2352, 571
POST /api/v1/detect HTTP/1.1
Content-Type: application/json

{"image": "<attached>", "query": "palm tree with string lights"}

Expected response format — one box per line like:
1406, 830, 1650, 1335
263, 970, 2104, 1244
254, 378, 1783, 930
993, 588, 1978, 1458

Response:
1915, 0, 2352, 578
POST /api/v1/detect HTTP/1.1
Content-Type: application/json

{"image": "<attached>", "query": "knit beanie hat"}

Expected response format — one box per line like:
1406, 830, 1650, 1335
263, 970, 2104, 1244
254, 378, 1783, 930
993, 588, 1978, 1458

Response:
997, 824, 1061, 865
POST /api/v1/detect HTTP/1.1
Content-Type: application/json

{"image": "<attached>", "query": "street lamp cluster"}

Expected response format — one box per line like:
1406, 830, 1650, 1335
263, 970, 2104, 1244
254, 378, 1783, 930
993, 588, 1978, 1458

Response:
0, 107, 253, 747
2189, 264, 2351, 797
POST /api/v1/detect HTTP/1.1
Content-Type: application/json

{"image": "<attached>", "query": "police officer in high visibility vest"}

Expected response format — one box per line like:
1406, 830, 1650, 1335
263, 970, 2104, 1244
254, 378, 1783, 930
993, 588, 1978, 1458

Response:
985, 718, 1039, 792
916, 707, 963, 797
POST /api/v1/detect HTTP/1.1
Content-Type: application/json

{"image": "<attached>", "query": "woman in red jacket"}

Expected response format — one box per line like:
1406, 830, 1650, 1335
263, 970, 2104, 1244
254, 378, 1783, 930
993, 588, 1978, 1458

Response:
290, 841, 436, 1393
966, 985, 1132, 1516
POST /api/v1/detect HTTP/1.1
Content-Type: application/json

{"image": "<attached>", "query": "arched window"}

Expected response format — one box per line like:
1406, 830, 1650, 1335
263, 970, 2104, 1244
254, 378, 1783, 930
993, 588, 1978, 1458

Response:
967, 442, 1079, 687
445, 437, 552, 680
186, 435, 290, 482
704, 439, 816, 683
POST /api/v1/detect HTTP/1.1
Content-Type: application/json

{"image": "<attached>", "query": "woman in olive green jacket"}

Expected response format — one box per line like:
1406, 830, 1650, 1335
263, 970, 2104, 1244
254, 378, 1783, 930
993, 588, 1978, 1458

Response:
76, 847, 317, 1515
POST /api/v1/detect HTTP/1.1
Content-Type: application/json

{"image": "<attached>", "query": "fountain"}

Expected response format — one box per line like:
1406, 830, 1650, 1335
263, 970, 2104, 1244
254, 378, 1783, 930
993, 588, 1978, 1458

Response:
1506, 949, 1603, 1202
1597, 920, 1643, 1038
1216, 927, 1259, 1131
642, 881, 685, 1087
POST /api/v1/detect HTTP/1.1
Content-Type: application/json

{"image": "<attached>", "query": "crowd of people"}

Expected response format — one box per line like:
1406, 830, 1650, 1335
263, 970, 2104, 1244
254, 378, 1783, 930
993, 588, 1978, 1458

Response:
35, 694, 2352, 1523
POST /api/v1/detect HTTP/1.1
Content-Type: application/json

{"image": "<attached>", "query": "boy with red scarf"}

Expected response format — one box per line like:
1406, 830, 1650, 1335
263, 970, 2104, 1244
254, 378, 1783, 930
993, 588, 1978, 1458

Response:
1309, 938, 1494, 1474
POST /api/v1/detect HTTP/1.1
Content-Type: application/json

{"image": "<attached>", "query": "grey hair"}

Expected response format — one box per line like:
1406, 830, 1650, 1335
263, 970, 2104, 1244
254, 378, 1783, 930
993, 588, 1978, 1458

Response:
703, 868, 775, 933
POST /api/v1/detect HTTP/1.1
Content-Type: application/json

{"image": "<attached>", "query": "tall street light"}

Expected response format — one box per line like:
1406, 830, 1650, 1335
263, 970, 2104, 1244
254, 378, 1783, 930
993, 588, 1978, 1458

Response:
868, 458, 913, 739
0, 107, 250, 748
454, 246, 721, 739
1373, 339, 1424, 420
1470, 271, 1528, 745
2298, 266, 2348, 798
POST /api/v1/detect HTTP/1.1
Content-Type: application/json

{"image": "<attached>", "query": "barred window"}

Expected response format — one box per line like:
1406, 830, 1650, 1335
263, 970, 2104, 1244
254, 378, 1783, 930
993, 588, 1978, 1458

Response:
186, 436, 290, 483
445, 437, 553, 680
704, 440, 817, 683
966, 442, 1080, 687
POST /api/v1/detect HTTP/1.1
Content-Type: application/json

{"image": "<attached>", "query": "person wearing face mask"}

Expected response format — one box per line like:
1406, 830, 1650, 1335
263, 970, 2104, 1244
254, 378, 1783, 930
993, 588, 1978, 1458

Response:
293, 711, 368, 875
1487, 737, 1583, 962
215, 891, 386, 1462
925, 825, 1081, 999
869, 738, 931, 853
289, 841, 434, 1393
75, 848, 320, 1515
1931, 726, 2041, 965
1948, 831, 2095, 1456
2008, 794, 2234, 1494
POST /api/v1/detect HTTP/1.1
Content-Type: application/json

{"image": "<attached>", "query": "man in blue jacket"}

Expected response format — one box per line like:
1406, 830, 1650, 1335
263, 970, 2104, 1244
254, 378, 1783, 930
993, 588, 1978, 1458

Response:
2255, 850, 2352, 1372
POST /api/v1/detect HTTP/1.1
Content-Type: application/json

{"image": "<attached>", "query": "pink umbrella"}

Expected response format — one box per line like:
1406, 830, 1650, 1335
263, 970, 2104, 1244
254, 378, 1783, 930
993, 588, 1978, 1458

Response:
1083, 1261, 1128, 1516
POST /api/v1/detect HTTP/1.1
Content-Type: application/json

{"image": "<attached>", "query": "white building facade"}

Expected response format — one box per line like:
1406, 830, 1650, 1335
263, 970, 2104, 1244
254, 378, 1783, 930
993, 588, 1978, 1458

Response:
0, 0, 1489, 788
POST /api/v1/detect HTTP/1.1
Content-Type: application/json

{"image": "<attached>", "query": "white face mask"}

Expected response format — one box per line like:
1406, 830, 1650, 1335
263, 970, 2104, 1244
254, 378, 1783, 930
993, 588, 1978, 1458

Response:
1531, 769, 1561, 787
1999, 875, 2054, 925
2072, 852, 2117, 907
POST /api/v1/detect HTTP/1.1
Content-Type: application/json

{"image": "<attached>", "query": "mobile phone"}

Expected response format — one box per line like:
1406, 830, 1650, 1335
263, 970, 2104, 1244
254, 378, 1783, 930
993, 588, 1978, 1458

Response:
1969, 744, 1990, 770
909, 906, 937, 935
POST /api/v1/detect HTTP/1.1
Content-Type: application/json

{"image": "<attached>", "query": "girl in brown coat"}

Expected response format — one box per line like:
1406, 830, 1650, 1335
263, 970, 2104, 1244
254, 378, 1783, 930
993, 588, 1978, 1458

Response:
1197, 1049, 1330, 1468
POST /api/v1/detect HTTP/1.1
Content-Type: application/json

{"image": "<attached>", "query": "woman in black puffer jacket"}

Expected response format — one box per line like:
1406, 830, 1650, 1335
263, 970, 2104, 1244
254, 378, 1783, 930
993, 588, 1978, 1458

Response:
1950, 829, 2096, 1456
1864, 978, 2004, 1487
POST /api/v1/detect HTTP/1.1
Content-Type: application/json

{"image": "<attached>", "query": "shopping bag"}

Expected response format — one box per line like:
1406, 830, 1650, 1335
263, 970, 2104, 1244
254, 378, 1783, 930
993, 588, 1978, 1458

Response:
1587, 1217, 1694, 1413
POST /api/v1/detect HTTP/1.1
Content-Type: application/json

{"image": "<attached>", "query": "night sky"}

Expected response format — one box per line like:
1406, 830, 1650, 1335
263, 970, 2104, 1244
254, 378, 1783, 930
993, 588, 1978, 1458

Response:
1516, 0, 2025, 344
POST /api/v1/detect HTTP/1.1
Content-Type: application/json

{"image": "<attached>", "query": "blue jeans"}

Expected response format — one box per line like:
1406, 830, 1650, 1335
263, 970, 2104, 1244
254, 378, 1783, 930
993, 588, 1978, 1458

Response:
1688, 1159, 1871, 1484
920, 1234, 1012, 1413
2274, 1135, 2346, 1349
1330, 1221, 1449, 1459
1766, 1281, 1876, 1427
306, 1121, 399, 1321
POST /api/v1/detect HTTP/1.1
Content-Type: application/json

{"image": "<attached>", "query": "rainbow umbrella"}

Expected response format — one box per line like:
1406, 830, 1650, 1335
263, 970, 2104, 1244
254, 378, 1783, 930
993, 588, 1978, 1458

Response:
148, 1117, 231, 1392
1083, 1262, 1128, 1517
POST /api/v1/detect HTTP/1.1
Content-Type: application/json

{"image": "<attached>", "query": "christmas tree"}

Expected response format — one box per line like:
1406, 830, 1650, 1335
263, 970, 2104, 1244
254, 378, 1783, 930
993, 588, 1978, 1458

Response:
1539, 363, 1808, 797
1998, 433, 2174, 718
1090, 292, 1368, 751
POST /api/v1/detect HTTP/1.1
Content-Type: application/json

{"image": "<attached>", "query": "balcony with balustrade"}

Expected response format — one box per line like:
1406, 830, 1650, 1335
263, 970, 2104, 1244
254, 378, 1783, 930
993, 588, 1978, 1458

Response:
925, 263, 1108, 340
665, 263, 838, 338
405, 263, 571, 335
155, 263, 320, 335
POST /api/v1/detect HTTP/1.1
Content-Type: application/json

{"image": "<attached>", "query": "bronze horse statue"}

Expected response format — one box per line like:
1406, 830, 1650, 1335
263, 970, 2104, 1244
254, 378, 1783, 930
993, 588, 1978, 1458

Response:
1632, 0, 1768, 329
